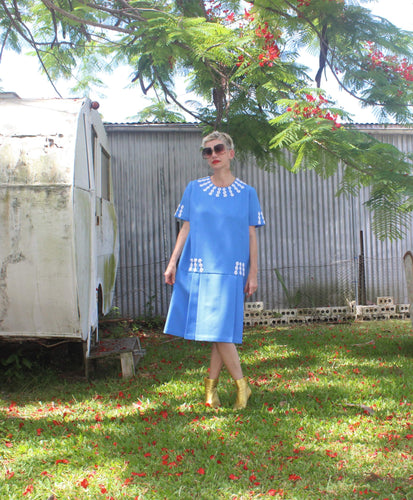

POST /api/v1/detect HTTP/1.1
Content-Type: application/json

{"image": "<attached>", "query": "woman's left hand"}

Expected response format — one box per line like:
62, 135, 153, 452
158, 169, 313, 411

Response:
244, 273, 258, 297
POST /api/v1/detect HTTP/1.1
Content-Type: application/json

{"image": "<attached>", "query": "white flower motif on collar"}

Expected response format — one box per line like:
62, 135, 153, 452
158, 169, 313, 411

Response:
198, 177, 246, 198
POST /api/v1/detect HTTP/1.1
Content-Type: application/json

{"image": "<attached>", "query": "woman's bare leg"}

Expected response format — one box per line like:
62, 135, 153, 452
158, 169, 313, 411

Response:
208, 343, 224, 379
209, 342, 243, 380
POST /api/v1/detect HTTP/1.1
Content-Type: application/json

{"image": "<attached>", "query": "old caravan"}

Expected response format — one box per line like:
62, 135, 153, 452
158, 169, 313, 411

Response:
0, 94, 119, 357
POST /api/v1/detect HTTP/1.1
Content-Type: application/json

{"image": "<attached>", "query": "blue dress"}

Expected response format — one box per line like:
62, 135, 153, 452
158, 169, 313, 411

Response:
164, 176, 265, 343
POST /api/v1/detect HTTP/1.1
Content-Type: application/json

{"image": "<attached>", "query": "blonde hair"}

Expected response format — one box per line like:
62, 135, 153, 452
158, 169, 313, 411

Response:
202, 131, 234, 150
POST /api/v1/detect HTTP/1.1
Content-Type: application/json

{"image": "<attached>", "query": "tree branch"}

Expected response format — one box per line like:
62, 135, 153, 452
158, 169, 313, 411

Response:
41, 0, 134, 34
152, 66, 214, 126
0, 0, 63, 96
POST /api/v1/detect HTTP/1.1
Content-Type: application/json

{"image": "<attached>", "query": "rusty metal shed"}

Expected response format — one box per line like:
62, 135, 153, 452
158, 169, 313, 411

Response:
105, 123, 413, 318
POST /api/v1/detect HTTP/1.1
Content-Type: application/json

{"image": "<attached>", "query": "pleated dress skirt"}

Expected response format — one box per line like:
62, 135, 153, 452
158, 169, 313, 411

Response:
164, 268, 246, 343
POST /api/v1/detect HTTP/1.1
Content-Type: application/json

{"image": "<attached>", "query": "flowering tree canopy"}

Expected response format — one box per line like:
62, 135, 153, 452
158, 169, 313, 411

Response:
1, 0, 413, 238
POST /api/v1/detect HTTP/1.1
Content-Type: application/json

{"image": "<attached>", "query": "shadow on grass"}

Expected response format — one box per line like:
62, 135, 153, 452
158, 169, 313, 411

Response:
1, 321, 413, 497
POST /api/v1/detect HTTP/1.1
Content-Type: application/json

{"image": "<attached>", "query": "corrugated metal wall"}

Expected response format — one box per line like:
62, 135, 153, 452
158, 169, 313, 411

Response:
106, 123, 413, 318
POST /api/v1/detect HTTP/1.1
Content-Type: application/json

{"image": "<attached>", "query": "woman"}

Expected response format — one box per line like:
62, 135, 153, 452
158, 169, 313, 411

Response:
164, 131, 265, 409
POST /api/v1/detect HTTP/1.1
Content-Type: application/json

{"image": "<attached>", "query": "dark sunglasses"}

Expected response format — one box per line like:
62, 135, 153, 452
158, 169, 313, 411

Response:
201, 143, 226, 158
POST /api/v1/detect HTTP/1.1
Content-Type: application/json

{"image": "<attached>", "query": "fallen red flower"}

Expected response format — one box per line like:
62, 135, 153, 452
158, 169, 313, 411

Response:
229, 473, 240, 480
23, 484, 34, 496
80, 478, 89, 489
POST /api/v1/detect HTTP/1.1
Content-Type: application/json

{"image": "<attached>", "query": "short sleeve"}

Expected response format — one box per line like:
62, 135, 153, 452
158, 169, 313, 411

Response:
174, 182, 192, 221
249, 187, 265, 227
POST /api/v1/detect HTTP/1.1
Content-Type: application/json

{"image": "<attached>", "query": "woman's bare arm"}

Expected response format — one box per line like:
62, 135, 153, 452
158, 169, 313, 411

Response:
244, 225, 258, 297
164, 221, 190, 285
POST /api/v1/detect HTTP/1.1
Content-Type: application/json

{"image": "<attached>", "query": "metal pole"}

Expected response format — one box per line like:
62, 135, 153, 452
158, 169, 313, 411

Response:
358, 230, 367, 305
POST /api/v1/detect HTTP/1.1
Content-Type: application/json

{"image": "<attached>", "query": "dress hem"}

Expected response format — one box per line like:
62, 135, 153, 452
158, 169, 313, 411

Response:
163, 330, 243, 344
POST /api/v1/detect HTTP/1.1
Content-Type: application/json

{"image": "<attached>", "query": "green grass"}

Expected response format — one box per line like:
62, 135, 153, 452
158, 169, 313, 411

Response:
1, 320, 413, 499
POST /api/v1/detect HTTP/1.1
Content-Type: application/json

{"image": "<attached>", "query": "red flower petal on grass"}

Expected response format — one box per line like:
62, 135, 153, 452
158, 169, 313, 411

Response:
229, 473, 240, 480
80, 478, 89, 489
197, 468, 205, 475
289, 473, 302, 481
55, 459, 69, 464
268, 489, 284, 497
23, 484, 34, 496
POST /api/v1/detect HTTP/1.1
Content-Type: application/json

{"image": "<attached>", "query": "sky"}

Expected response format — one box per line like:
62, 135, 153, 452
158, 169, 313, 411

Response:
0, 0, 413, 123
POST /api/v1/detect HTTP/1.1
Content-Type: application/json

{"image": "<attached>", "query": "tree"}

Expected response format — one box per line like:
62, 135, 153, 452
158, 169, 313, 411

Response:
1, 0, 413, 238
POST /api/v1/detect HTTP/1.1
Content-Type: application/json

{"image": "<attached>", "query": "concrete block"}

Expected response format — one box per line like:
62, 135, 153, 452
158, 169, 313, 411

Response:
296, 308, 314, 316
250, 310, 263, 318
388, 313, 404, 320
315, 307, 332, 316
358, 312, 388, 321
379, 305, 396, 314
245, 301, 264, 311
268, 317, 290, 326
275, 309, 297, 318
377, 296, 394, 305
331, 306, 351, 315
356, 305, 380, 317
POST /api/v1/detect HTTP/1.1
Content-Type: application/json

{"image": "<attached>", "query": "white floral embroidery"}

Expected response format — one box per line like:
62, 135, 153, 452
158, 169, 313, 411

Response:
234, 261, 246, 276
198, 177, 246, 198
189, 257, 204, 273
175, 203, 185, 218
198, 258, 204, 272
258, 211, 265, 225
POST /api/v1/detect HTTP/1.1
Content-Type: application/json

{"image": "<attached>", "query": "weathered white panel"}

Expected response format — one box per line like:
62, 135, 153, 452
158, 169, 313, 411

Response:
0, 186, 80, 336
0, 98, 82, 186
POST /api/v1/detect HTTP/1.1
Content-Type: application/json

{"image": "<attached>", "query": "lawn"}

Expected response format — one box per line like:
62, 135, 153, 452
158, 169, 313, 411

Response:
1, 319, 413, 499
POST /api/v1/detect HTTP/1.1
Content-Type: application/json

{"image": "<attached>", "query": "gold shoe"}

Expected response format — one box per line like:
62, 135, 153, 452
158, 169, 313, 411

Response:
204, 377, 220, 407
233, 376, 251, 410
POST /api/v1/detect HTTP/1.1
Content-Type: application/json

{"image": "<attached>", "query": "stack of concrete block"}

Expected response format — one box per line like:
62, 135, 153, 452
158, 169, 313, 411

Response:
354, 297, 408, 321
355, 304, 384, 320
243, 302, 264, 327
396, 303, 410, 318
244, 303, 352, 326
377, 296, 401, 319
244, 297, 410, 326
